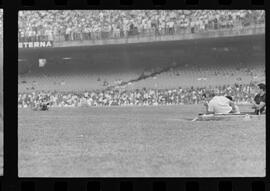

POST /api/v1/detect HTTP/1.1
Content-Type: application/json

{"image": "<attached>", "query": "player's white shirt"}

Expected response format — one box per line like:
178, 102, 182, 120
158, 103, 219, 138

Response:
208, 96, 232, 114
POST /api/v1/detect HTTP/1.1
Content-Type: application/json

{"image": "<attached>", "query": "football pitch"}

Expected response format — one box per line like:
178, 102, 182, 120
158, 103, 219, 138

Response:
18, 104, 265, 177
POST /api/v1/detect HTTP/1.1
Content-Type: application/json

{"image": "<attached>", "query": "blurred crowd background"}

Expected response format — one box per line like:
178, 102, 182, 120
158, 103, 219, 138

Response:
18, 83, 259, 108
18, 10, 265, 42
0, 9, 2, 43
17, 10, 265, 109
0, 9, 3, 119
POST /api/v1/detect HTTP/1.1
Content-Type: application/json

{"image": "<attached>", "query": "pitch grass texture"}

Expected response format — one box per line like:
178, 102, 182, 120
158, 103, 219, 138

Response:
18, 105, 265, 177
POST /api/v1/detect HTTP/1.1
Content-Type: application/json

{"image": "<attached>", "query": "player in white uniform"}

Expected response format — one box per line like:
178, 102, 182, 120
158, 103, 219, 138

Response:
202, 93, 240, 114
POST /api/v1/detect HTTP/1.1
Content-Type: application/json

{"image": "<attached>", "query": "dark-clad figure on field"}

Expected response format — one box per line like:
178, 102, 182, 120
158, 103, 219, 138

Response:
252, 83, 266, 114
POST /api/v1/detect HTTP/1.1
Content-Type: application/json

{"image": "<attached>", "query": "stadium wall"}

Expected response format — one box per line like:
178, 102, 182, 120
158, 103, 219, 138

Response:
54, 25, 264, 48
19, 34, 265, 76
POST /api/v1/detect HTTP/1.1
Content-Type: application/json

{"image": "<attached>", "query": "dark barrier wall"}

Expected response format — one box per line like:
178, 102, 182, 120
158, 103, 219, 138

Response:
18, 34, 265, 76
0, 44, 2, 122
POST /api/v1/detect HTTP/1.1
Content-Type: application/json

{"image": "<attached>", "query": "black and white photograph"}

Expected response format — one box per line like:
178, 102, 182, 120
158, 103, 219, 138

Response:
18, 10, 265, 177
0, 9, 2, 176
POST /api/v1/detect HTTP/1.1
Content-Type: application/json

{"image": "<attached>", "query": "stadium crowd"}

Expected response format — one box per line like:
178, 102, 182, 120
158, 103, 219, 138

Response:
0, 9, 2, 43
18, 83, 258, 108
18, 10, 265, 42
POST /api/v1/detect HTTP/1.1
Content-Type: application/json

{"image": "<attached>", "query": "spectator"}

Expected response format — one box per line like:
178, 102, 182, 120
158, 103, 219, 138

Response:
18, 83, 261, 108
18, 10, 265, 42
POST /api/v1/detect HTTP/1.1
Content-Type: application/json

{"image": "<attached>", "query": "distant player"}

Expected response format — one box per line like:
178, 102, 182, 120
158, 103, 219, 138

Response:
202, 92, 240, 114
252, 83, 266, 115
39, 100, 50, 111
32, 94, 50, 111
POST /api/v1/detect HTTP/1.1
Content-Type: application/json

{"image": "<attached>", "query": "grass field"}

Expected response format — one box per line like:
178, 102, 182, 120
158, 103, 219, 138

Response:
18, 104, 265, 177
0, 131, 2, 176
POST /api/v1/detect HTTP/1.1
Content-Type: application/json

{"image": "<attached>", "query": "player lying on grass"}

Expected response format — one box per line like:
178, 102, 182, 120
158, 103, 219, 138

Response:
32, 96, 50, 111
251, 83, 266, 115
202, 92, 240, 115
32, 101, 50, 111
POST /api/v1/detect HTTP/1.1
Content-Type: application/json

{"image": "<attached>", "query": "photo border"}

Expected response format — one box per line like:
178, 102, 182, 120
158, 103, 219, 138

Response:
2, 0, 269, 190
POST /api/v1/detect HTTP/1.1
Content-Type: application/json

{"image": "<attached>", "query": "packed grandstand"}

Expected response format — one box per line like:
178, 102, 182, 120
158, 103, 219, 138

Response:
18, 10, 265, 109
0, 9, 2, 115
0, 9, 2, 43
18, 10, 265, 42
18, 83, 260, 108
